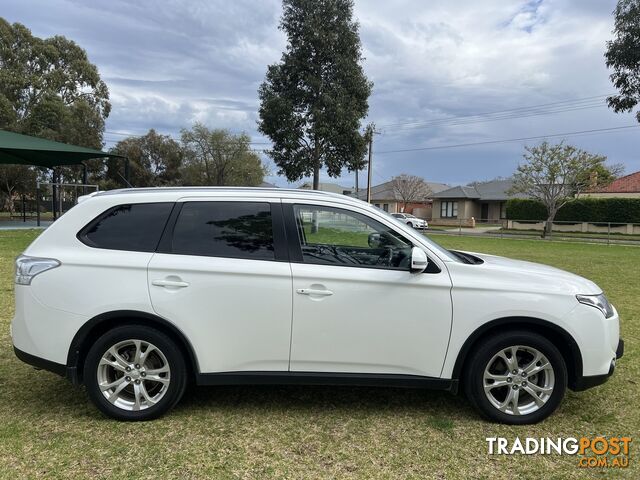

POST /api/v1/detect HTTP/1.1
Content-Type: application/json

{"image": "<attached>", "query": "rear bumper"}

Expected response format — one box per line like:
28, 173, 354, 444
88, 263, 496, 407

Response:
14, 346, 66, 377
571, 338, 623, 391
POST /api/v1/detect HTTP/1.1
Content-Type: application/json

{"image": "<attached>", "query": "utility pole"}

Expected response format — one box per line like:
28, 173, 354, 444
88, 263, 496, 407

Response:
365, 123, 379, 204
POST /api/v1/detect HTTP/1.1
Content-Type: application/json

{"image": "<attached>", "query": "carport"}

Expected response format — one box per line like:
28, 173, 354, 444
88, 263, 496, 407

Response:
0, 130, 127, 225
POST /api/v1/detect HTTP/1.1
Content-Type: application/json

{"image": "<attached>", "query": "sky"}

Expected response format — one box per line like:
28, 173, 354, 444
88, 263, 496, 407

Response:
2, 0, 638, 188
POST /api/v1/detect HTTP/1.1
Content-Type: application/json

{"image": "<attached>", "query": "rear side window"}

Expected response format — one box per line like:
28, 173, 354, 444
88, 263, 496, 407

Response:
170, 202, 274, 260
79, 203, 173, 252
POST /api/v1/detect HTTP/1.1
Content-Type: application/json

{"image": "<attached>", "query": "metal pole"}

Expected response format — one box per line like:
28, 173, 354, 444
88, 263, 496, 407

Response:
459, 218, 462, 236
366, 133, 373, 203
608, 222, 611, 246
355, 169, 359, 197
82, 163, 88, 195
36, 181, 41, 227
52, 169, 58, 221
22, 194, 26, 222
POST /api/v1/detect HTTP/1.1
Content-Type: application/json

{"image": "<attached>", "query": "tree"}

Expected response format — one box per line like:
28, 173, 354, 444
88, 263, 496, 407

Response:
392, 174, 433, 211
258, 0, 372, 190
0, 19, 110, 145
180, 123, 266, 186
105, 130, 183, 189
509, 141, 616, 237
0, 18, 111, 200
0, 164, 37, 213
605, 0, 640, 122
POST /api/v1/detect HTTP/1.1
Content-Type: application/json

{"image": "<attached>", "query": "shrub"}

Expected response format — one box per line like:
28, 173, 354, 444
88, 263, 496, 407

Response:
506, 198, 640, 223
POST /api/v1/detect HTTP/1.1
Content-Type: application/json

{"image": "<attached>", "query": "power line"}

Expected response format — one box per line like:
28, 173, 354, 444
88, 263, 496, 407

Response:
376, 125, 640, 155
103, 130, 272, 145
379, 94, 612, 131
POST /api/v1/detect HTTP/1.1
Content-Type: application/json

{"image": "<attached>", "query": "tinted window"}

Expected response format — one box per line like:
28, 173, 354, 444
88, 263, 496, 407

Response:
80, 203, 173, 252
293, 205, 413, 270
171, 202, 274, 260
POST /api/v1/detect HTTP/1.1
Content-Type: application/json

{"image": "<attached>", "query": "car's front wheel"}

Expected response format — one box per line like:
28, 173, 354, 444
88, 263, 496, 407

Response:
84, 325, 187, 421
464, 331, 567, 424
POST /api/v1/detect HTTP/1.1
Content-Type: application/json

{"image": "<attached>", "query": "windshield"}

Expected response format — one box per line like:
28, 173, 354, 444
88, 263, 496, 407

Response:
405, 214, 416, 218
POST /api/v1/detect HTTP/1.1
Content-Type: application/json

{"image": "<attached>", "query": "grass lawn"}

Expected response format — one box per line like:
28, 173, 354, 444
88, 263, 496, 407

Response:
0, 230, 637, 479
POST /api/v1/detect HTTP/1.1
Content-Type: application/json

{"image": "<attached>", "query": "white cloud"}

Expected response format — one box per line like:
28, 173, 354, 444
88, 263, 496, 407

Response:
3, 0, 635, 187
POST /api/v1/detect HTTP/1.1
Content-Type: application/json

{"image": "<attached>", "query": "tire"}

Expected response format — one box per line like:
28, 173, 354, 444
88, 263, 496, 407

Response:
464, 330, 567, 424
84, 325, 188, 421
407, 222, 414, 228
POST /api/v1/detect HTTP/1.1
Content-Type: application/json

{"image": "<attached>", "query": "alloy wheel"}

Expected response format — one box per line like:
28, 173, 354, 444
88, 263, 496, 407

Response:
483, 345, 555, 416
97, 339, 171, 411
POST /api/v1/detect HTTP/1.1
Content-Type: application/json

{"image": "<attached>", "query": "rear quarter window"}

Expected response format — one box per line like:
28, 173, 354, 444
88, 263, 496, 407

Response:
78, 203, 174, 252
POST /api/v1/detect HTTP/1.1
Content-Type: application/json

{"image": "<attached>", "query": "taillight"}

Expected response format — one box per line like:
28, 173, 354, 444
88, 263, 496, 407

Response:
15, 255, 60, 285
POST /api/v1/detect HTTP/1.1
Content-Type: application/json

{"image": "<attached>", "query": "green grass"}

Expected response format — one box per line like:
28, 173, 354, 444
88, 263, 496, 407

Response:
0, 230, 638, 478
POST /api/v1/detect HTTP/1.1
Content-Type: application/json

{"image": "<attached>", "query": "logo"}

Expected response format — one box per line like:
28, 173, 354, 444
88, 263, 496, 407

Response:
486, 436, 631, 469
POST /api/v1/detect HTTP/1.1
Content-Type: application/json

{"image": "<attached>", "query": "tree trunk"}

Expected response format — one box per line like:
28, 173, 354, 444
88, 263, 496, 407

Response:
542, 215, 555, 239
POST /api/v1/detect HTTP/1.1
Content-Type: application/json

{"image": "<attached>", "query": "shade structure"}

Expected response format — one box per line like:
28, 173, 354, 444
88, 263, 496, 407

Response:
0, 129, 124, 167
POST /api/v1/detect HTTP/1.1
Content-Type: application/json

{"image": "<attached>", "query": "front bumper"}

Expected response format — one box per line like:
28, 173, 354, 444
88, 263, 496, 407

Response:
572, 338, 624, 391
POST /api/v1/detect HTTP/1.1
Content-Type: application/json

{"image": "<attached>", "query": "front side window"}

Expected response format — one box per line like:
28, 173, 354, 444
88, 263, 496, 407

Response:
440, 201, 458, 218
79, 203, 173, 252
171, 202, 274, 260
293, 205, 413, 270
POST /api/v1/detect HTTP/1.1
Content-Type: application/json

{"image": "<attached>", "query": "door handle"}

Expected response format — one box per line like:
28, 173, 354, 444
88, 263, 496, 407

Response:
296, 288, 333, 296
152, 279, 190, 288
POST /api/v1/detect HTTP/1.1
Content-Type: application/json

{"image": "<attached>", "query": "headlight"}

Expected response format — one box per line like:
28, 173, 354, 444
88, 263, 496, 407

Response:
576, 293, 614, 318
15, 255, 60, 285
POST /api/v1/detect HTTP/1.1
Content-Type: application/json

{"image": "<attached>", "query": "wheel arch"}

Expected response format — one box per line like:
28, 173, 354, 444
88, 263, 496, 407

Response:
66, 310, 199, 385
451, 317, 583, 390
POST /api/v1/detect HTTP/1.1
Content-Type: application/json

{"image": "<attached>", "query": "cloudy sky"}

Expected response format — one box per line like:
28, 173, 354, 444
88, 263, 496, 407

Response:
3, 0, 638, 187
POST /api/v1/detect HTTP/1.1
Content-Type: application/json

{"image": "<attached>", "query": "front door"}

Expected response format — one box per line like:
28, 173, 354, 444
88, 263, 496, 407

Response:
286, 202, 453, 378
148, 199, 292, 373
481, 203, 489, 222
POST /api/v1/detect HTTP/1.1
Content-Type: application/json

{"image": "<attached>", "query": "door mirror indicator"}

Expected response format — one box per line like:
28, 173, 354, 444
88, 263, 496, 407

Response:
410, 247, 428, 273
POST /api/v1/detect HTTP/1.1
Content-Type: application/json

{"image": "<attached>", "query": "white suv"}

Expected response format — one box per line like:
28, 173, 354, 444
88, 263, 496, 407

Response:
12, 187, 622, 423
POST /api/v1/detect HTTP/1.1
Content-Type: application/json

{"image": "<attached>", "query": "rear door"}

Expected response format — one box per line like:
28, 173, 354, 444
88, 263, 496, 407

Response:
148, 198, 292, 373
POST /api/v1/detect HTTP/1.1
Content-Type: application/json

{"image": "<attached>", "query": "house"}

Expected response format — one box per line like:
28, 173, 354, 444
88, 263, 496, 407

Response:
258, 181, 278, 188
356, 180, 450, 218
431, 178, 527, 226
298, 181, 353, 196
580, 171, 640, 198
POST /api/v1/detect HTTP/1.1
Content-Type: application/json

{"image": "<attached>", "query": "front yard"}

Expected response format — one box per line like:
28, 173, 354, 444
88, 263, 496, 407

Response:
0, 230, 637, 478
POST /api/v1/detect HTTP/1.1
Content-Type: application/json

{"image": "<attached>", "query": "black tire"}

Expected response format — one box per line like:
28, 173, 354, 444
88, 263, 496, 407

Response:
407, 222, 414, 228
84, 325, 187, 421
464, 330, 567, 425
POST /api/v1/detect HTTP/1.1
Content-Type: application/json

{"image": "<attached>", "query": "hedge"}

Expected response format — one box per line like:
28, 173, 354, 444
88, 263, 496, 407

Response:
506, 198, 640, 223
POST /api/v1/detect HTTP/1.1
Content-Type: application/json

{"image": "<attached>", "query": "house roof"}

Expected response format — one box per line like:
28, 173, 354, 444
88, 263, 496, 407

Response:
431, 179, 527, 201
356, 180, 450, 201
587, 171, 640, 193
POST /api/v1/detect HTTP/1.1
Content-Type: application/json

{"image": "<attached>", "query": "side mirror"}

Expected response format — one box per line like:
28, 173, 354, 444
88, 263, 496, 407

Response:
368, 232, 382, 248
410, 247, 428, 273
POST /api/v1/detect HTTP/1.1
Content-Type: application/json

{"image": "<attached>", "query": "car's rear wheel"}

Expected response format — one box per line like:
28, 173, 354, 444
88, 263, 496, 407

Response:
84, 325, 187, 421
464, 331, 567, 424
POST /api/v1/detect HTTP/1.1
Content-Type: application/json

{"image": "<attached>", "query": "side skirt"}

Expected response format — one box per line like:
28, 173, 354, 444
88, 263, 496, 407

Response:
196, 371, 458, 393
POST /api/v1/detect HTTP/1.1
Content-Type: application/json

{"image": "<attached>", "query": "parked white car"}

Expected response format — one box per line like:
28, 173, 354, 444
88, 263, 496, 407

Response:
391, 212, 428, 229
12, 187, 622, 423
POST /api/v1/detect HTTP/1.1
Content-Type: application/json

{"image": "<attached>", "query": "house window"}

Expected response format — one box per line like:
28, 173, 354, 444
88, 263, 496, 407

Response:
500, 202, 507, 219
382, 203, 389, 212
440, 201, 458, 218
